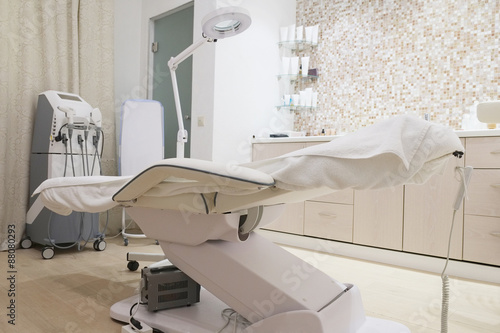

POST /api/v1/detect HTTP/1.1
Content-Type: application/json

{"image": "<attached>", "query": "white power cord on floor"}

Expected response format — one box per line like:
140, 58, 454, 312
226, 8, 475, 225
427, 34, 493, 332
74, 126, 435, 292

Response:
216, 308, 251, 333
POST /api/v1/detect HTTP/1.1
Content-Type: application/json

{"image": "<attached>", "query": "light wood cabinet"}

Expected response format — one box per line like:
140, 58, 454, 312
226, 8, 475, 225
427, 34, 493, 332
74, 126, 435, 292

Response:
464, 169, 500, 217
403, 142, 465, 259
313, 190, 354, 205
304, 189, 354, 242
253, 142, 308, 235
304, 201, 353, 242
463, 137, 500, 168
354, 186, 404, 250
262, 202, 305, 235
463, 215, 500, 266
463, 137, 500, 265
252, 135, 500, 267
252, 142, 306, 161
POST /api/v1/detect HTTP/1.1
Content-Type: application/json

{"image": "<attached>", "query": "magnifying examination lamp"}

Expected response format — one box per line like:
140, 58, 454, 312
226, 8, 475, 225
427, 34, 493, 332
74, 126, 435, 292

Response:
168, 6, 252, 158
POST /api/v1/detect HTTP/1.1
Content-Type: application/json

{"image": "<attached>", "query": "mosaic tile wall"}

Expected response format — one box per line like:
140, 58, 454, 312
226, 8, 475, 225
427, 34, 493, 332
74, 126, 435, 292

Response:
293, 0, 500, 135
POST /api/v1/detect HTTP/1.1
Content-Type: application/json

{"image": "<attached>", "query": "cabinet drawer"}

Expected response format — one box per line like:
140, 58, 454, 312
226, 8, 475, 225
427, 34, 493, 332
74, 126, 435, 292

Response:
465, 169, 500, 217
252, 142, 306, 161
304, 202, 353, 242
465, 137, 500, 168
309, 189, 354, 204
463, 215, 500, 266
261, 202, 304, 235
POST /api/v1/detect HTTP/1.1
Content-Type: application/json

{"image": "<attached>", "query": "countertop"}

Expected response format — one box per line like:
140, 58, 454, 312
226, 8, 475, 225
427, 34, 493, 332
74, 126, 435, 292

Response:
252, 128, 500, 144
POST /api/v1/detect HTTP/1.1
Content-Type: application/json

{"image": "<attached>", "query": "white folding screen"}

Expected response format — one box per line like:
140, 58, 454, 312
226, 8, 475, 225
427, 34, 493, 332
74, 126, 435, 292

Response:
119, 100, 164, 176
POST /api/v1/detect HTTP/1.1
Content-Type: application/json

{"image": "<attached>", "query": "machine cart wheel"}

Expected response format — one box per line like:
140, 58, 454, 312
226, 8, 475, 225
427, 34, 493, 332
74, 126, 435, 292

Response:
20, 237, 33, 249
127, 260, 140, 271
93, 239, 107, 251
41, 246, 55, 260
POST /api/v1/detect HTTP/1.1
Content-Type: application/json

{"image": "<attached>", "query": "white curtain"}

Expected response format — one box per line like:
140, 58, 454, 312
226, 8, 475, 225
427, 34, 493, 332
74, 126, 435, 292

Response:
0, 0, 115, 250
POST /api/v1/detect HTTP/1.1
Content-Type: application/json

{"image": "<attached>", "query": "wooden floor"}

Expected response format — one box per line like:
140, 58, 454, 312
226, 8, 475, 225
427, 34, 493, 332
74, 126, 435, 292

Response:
1, 236, 499, 332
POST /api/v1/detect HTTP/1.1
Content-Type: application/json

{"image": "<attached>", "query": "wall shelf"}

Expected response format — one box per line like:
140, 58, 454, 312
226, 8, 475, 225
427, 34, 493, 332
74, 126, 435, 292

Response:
277, 74, 319, 81
276, 105, 317, 111
278, 40, 318, 52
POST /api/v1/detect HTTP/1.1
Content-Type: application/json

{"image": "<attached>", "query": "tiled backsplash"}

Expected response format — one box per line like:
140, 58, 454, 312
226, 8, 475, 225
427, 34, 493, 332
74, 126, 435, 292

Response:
293, 0, 500, 135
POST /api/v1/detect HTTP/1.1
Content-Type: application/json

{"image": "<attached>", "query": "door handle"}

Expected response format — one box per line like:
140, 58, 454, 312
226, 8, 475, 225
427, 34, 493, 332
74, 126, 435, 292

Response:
184, 115, 191, 120
319, 212, 337, 219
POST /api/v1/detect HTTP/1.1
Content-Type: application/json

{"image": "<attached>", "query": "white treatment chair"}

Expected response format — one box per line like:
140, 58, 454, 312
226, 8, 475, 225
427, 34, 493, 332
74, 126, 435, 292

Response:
32, 115, 464, 332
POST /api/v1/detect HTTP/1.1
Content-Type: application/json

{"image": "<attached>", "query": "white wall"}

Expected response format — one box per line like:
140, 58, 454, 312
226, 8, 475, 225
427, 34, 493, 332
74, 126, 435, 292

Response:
114, 1, 142, 103
189, 1, 217, 161
211, 0, 296, 163
114, 0, 143, 152
114, 0, 296, 164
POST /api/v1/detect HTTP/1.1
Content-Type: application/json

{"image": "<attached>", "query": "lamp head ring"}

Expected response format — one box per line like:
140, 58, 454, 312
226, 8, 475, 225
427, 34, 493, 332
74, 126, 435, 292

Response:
201, 6, 251, 40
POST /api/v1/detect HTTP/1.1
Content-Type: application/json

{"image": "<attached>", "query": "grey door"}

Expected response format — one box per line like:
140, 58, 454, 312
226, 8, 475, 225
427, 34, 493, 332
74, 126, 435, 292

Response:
152, 4, 193, 158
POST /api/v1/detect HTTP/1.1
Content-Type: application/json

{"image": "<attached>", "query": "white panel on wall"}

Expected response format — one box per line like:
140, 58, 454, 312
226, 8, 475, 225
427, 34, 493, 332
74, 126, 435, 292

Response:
211, 0, 296, 164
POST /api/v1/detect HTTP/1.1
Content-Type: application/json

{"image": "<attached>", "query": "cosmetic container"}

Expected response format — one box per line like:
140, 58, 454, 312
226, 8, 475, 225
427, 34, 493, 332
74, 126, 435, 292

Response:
296, 26, 303, 41
284, 94, 291, 106
290, 57, 299, 75
312, 25, 319, 44
305, 26, 313, 43
281, 57, 290, 75
288, 24, 296, 41
301, 57, 310, 77
280, 26, 288, 42
312, 92, 318, 107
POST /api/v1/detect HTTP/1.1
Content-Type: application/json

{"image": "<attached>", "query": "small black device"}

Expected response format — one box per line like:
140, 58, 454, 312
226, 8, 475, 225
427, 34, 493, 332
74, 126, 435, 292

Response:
141, 265, 201, 312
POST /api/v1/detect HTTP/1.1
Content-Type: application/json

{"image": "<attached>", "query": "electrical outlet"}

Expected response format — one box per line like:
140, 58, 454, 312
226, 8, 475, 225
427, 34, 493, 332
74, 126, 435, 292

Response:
197, 116, 205, 127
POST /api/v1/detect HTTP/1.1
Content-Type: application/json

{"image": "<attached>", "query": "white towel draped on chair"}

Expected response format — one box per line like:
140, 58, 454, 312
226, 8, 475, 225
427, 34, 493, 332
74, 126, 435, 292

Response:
245, 115, 463, 191
33, 115, 464, 216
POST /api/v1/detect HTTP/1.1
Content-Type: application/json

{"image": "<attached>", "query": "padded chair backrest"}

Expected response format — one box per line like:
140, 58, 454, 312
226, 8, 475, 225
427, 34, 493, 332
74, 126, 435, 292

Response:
119, 100, 164, 176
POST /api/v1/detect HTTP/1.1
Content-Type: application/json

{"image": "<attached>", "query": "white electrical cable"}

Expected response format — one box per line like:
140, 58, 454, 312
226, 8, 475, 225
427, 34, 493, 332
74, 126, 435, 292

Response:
441, 166, 472, 333
84, 130, 90, 175
63, 134, 69, 177
68, 129, 76, 177
128, 295, 144, 330
215, 308, 251, 333
440, 209, 456, 333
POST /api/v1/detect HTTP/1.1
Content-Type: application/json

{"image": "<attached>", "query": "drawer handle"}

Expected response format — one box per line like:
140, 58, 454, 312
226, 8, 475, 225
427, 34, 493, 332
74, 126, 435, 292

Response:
490, 232, 500, 238
319, 212, 337, 219
490, 150, 500, 155
490, 184, 500, 189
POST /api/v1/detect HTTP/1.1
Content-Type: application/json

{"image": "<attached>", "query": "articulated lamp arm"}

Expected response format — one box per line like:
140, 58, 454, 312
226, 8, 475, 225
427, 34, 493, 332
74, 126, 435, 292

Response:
166, 6, 251, 158
167, 36, 215, 158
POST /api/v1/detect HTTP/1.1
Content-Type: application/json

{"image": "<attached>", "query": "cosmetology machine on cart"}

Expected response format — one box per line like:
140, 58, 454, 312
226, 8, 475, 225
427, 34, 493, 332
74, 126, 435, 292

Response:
23, 90, 106, 259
